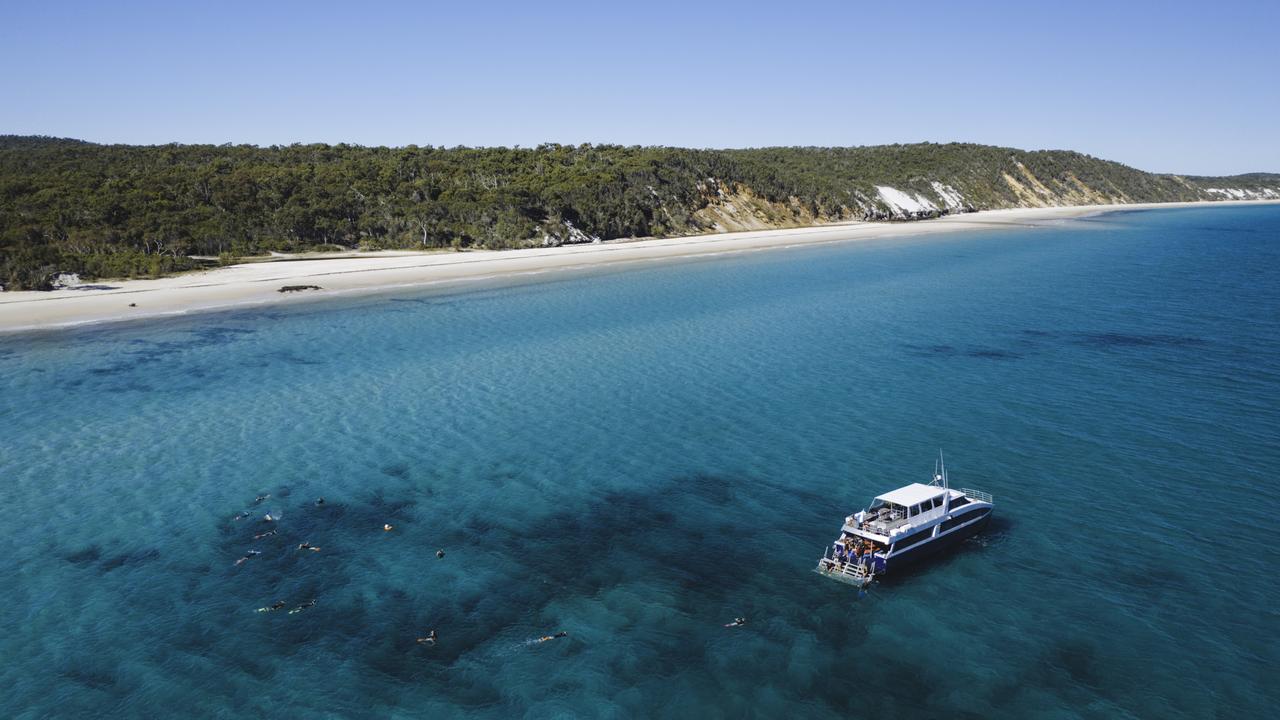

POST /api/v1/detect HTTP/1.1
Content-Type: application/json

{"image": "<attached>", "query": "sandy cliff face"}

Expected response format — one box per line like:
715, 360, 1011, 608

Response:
687, 163, 1278, 231
1202, 187, 1280, 200
691, 180, 840, 232
577, 166, 1280, 246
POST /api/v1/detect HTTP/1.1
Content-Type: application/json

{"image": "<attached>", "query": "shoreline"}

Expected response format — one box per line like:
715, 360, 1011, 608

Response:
2, 199, 1277, 334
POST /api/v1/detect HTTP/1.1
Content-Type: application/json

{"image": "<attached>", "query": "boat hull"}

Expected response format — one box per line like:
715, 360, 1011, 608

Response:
882, 509, 991, 572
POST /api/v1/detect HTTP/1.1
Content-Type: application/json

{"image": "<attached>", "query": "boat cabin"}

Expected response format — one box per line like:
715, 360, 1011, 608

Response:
845, 483, 970, 540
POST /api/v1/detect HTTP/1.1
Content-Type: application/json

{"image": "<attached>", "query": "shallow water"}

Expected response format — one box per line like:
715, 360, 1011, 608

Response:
2, 206, 1278, 718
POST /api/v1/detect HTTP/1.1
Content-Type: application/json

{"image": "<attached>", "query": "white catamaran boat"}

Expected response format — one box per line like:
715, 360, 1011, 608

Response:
816, 454, 993, 588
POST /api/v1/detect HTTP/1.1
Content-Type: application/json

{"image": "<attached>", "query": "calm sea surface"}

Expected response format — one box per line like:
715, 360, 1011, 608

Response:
2, 206, 1278, 719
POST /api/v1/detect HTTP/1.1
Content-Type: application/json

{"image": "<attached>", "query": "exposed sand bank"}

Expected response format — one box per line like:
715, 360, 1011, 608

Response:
2, 200, 1277, 334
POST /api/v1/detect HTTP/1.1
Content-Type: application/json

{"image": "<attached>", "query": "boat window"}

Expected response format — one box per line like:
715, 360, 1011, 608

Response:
893, 529, 930, 551
940, 508, 989, 533
908, 505, 919, 517
949, 496, 969, 509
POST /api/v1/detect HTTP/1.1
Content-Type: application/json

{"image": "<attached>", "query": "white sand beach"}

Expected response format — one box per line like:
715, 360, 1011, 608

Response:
1, 200, 1275, 333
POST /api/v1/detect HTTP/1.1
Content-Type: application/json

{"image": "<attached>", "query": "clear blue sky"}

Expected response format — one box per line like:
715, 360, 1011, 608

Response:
2, 0, 1276, 175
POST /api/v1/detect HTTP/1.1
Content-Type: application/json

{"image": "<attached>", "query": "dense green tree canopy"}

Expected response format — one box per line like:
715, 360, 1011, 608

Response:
2, 136, 1276, 289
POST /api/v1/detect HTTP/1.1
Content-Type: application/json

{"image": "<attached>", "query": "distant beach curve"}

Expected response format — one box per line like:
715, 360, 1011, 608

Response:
1, 200, 1276, 333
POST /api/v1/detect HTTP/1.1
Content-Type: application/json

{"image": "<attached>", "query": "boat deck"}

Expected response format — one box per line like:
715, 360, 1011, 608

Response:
816, 557, 873, 587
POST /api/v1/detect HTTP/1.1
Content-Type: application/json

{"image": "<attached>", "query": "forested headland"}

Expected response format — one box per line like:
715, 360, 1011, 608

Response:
3, 136, 1278, 290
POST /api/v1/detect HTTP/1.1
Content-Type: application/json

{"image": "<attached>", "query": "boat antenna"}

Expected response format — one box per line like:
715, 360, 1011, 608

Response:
938, 448, 951, 512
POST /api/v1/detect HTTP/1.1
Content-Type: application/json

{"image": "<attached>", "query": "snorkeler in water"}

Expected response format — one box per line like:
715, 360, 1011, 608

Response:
262, 513, 278, 523
254, 529, 278, 540
297, 542, 321, 552
234, 550, 262, 566
232, 511, 251, 521
253, 494, 271, 505
416, 630, 438, 645
288, 599, 317, 615
256, 600, 287, 613
724, 617, 747, 628
535, 631, 568, 643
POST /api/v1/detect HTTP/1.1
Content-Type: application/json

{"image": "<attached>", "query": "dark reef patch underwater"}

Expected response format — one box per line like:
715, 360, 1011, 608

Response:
2, 205, 1278, 718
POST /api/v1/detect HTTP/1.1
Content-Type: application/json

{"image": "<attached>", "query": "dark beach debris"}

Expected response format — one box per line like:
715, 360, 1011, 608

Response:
278, 284, 322, 293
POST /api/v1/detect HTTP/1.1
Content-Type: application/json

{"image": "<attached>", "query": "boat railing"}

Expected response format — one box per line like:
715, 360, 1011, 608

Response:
817, 555, 873, 586
960, 488, 993, 504
864, 507, 950, 537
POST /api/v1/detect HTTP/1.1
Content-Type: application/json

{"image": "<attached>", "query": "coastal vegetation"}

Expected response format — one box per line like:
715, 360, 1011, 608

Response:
2, 135, 1278, 290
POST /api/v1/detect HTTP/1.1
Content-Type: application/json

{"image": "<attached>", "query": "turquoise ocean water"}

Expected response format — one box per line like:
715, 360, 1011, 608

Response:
2, 206, 1278, 718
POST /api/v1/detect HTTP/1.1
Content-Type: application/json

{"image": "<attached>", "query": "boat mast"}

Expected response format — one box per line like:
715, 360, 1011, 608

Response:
938, 449, 950, 512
